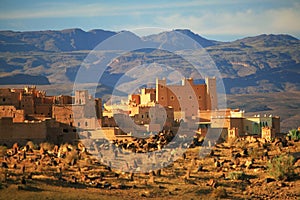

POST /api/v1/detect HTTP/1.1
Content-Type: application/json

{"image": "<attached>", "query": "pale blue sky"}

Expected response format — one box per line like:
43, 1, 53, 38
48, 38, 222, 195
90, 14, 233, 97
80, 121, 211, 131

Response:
0, 0, 299, 41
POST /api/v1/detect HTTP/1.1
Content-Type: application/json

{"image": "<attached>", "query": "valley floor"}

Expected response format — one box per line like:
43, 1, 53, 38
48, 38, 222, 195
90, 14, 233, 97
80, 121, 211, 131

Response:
0, 138, 299, 200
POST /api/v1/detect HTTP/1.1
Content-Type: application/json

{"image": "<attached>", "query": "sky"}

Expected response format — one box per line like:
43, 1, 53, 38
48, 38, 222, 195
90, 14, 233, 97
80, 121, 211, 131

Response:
0, 0, 300, 41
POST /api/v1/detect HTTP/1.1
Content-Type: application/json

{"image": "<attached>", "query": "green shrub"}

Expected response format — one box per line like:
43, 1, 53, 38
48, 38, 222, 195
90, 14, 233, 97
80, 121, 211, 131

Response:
249, 147, 264, 159
267, 154, 295, 180
228, 171, 246, 180
287, 129, 300, 140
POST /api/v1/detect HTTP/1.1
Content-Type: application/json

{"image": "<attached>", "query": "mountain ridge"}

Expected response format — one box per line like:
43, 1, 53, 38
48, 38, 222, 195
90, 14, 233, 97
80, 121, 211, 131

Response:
0, 28, 299, 95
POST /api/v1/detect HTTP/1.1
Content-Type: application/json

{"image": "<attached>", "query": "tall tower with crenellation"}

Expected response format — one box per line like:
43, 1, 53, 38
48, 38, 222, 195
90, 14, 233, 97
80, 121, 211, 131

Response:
205, 77, 218, 110
156, 78, 168, 106
75, 90, 89, 105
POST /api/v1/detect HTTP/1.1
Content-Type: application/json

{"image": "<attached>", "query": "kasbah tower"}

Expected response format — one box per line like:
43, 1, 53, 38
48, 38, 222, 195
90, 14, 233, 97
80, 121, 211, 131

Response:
156, 77, 217, 118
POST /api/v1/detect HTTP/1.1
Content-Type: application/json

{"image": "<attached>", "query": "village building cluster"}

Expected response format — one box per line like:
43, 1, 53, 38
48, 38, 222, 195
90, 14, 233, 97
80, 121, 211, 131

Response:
0, 77, 280, 146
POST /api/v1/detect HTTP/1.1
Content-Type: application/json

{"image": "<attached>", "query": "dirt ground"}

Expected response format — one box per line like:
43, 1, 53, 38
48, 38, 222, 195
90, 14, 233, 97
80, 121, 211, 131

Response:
0, 138, 299, 200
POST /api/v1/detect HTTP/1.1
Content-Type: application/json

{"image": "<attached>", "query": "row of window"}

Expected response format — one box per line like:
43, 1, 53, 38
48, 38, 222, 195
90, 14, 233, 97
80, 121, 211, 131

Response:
77, 121, 89, 127
160, 95, 202, 101
140, 114, 168, 119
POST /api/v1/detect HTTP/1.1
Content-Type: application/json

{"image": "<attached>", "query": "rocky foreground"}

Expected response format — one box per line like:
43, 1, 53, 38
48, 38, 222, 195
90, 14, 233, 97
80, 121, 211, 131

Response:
0, 137, 299, 200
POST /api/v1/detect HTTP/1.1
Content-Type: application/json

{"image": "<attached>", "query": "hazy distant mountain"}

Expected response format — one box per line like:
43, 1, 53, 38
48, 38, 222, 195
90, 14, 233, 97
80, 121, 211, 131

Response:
0, 28, 116, 52
206, 34, 300, 93
142, 29, 219, 50
0, 28, 299, 94
0, 74, 50, 85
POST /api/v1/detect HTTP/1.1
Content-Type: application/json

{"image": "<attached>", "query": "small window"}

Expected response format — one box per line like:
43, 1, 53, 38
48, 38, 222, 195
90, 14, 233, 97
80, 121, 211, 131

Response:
170, 96, 174, 101
161, 97, 164, 100
189, 96, 192, 100
85, 122, 88, 127
198, 96, 202, 100
78, 122, 81, 127
2, 98, 5, 102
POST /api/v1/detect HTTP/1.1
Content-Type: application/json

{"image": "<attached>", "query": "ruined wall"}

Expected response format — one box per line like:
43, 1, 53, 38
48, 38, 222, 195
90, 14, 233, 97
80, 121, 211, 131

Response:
0, 88, 21, 107
132, 104, 174, 128
129, 94, 140, 106
52, 105, 73, 126
140, 88, 156, 105
261, 126, 275, 141
0, 105, 24, 122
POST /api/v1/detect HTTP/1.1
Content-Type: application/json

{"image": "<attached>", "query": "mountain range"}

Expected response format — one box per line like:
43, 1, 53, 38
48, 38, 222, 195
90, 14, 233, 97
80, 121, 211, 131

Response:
0, 28, 299, 95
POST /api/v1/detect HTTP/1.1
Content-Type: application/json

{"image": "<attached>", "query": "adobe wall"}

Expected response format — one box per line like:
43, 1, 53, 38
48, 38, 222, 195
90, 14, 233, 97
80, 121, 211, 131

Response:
75, 118, 100, 130
132, 105, 174, 128
20, 95, 35, 115
0, 105, 24, 122
52, 105, 73, 126
156, 78, 215, 118
129, 94, 140, 106
0, 88, 21, 107
230, 118, 244, 135
0, 117, 79, 146
102, 116, 117, 127
272, 116, 280, 133
200, 109, 230, 121
140, 88, 156, 105
0, 117, 47, 146
205, 77, 217, 110
261, 126, 275, 141
35, 104, 52, 116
